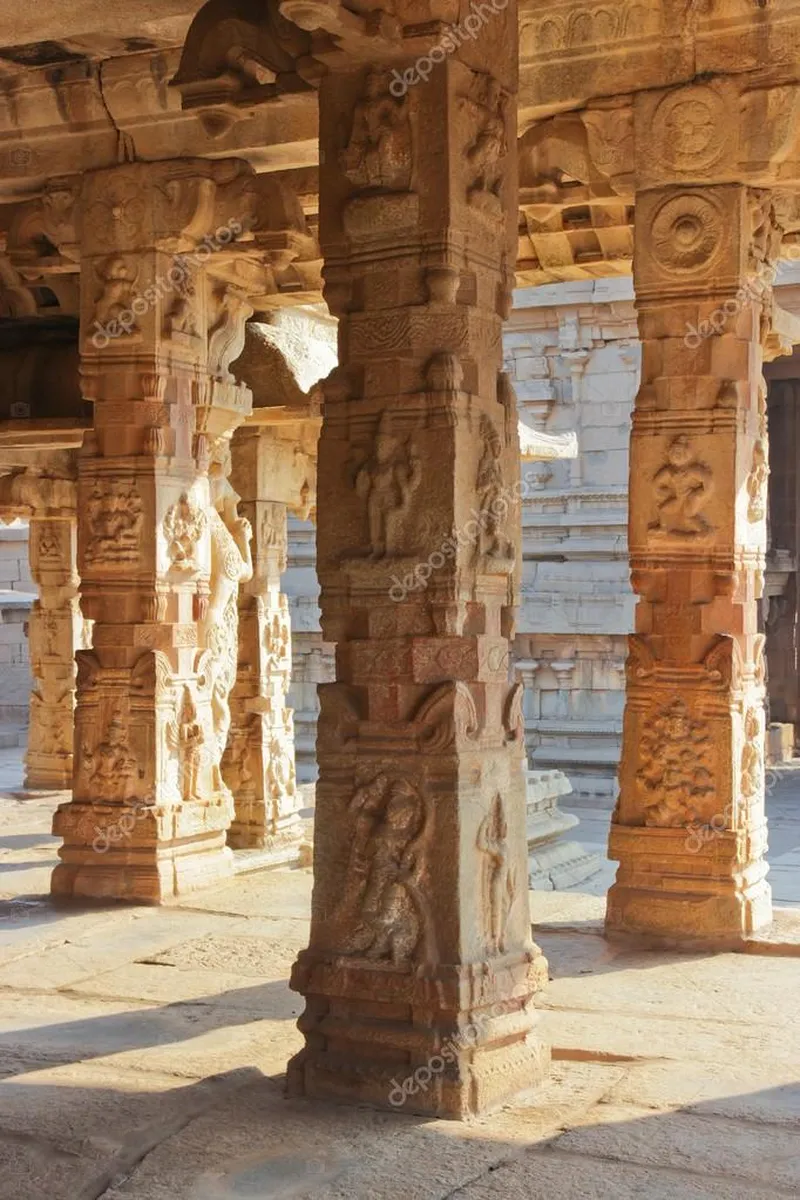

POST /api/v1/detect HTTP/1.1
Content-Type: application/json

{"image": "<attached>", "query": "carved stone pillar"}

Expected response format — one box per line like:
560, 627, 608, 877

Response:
289, 10, 550, 1118
51, 158, 267, 902
607, 179, 779, 941
0, 461, 89, 789
226, 426, 313, 847
27, 513, 90, 789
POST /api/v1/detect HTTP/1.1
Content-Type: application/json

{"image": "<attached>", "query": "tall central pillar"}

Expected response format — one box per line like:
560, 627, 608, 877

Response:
289, 6, 550, 1118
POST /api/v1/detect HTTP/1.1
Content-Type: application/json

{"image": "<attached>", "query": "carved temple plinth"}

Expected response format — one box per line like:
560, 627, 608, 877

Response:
51, 158, 269, 902
288, 19, 550, 1118
607, 177, 777, 944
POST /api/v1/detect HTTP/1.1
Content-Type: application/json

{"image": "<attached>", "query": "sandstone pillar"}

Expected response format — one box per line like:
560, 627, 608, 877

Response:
51, 159, 264, 902
607, 179, 778, 941
289, 12, 550, 1118
26, 512, 90, 789
226, 427, 305, 848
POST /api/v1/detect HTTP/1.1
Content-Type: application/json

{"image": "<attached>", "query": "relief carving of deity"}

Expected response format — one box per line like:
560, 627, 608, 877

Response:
163, 492, 208, 572
355, 413, 421, 559
86, 480, 144, 565
83, 710, 141, 801
637, 698, 716, 826
475, 414, 515, 570
167, 686, 205, 801
94, 256, 139, 332
201, 448, 253, 791
333, 774, 434, 967
340, 70, 412, 193
477, 794, 517, 954
464, 76, 508, 218
741, 707, 762, 799
648, 436, 714, 539
746, 441, 768, 522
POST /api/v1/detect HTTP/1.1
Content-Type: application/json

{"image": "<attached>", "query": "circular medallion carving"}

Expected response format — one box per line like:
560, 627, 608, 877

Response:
650, 194, 723, 273
653, 86, 727, 172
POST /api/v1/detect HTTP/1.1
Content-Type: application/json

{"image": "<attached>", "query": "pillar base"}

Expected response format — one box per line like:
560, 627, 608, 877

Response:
227, 804, 302, 850
51, 799, 235, 904
606, 825, 773, 944
288, 952, 550, 1119
24, 765, 72, 791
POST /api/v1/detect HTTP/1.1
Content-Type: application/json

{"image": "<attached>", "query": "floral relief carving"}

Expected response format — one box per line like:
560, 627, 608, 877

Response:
650, 193, 723, 274
637, 699, 716, 826
648, 436, 714, 540
334, 774, 435, 967
651, 86, 727, 174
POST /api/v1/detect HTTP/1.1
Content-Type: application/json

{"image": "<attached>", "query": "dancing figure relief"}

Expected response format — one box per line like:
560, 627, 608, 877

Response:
637, 699, 716, 826
648, 436, 714, 539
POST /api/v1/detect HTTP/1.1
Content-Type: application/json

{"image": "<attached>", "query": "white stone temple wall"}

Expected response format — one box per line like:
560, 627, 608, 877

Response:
0, 523, 36, 725
508, 278, 640, 801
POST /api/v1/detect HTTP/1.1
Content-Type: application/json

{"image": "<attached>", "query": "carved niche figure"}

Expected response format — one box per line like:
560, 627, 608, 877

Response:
637, 698, 716, 826
334, 774, 434, 968
464, 76, 508, 216
201, 446, 253, 791
167, 268, 200, 339
85, 481, 144, 565
747, 440, 768, 522
223, 720, 255, 794
267, 734, 297, 819
163, 492, 208, 571
475, 414, 515, 569
741, 707, 762, 800
264, 606, 291, 673
648, 436, 714, 539
94, 256, 139, 330
477, 794, 516, 954
355, 412, 421, 558
340, 69, 412, 192
83, 710, 140, 801
167, 687, 205, 801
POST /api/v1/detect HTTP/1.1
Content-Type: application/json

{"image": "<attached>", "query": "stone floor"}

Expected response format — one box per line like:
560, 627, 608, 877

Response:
1, 746, 799, 1199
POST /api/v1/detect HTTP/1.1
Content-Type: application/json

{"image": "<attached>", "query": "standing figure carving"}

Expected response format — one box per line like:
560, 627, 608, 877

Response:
477, 794, 516, 954
475, 415, 514, 568
355, 413, 421, 558
334, 774, 434, 967
201, 445, 253, 792
341, 70, 412, 193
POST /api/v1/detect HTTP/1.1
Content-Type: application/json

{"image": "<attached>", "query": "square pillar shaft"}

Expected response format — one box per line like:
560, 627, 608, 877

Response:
289, 16, 551, 1118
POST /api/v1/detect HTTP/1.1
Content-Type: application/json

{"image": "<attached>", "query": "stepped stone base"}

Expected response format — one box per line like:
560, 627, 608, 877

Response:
526, 769, 603, 891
